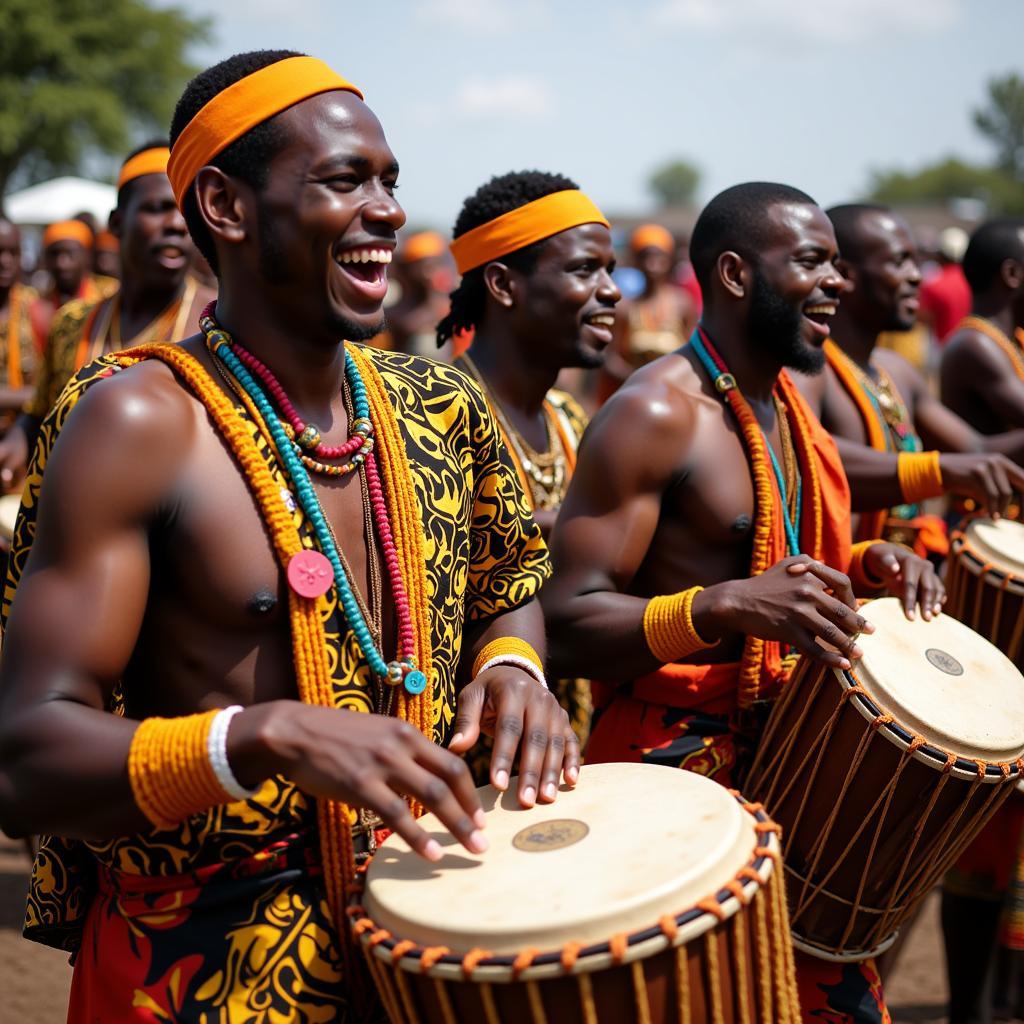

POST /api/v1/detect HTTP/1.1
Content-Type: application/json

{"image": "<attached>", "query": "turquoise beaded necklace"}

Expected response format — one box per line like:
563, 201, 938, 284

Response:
203, 319, 422, 692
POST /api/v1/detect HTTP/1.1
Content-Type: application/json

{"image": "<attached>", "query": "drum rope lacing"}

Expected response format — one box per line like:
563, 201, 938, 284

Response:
746, 655, 1021, 955
948, 523, 1024, 665
346, 797, 801, 1023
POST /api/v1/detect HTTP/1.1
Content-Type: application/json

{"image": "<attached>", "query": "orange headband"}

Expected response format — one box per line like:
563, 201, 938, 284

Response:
450, 190, 609, 274
118, 147, 170, 190
401, 231, 446, 263
631, 224, 674, 254
42, 220, 93, 249
167, 56, 364, 207
95, 229, 119, 252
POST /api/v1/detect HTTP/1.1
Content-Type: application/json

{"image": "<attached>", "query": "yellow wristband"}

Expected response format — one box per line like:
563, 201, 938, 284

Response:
128, 710, 231, 831
847, 540, 886, 591
643, 586, 718, 664
472, 636, 544, 679
898, 450, 944, 504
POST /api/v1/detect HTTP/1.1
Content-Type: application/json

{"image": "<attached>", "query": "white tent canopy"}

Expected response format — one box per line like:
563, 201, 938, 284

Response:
3, 176, 116, 227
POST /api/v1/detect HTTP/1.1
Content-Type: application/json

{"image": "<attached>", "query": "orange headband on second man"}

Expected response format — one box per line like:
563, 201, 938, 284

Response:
167, 56, 364, 207
450, 190, 610, 275
42, 220, 93, 249
118, 147, 170, 190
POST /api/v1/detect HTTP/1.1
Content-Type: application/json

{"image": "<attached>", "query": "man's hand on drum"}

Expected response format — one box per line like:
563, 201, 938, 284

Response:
694, 555, 872, 671
227, 701, 487, 862
861, 543, 946, 621
448, 666, 580, 809
939, 453, 1024, 520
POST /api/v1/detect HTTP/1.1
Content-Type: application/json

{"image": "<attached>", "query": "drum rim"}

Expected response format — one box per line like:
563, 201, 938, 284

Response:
840, 666, 1024, 782
951, 526, 1024, 595
348, 793, 780, 981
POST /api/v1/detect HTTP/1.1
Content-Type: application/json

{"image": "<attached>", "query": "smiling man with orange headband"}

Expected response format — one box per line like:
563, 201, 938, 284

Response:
440, 169, 620, 775
0, 141, 213, 494
0, 50, 575, 1022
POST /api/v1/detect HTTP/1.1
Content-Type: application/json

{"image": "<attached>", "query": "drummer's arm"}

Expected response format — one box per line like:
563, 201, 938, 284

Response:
0, 368, 185, 840
542, 387, 685, 681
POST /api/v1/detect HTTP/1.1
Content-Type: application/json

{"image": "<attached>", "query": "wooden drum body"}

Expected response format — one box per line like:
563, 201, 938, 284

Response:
349, 762, 800, 1023
745, 598, 1024, 962
947, 517, 1024, 669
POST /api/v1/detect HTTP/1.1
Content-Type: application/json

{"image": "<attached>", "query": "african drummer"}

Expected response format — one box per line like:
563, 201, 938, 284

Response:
0, 50, 577, 1022
542, 182, 944, 1023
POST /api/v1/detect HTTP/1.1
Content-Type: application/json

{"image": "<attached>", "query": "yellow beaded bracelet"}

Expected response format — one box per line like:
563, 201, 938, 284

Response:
898, 450, 944, 504
643, 586, 718, 664
127, 710, 231, 831
472, 636, 544, 679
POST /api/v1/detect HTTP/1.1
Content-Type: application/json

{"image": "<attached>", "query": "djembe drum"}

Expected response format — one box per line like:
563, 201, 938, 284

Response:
349, 762, 800, 1023
947, 517, 1024, 669
745, 597, 1024, 961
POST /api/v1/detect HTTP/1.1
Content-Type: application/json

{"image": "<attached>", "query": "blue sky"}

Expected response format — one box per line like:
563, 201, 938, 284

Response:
171, 0, 1023, 231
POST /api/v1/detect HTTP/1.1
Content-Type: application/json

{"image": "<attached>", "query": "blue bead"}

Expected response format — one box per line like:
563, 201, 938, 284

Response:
404, 670, 427, 695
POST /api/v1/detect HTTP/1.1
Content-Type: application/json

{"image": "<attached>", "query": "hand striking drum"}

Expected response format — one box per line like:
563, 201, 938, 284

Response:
745, 597, 1024, 961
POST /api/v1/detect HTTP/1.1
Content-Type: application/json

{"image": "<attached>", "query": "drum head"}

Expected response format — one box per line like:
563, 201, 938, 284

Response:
855, 597, 1024, 762
363, 762, 757, 954
0, 494, 19, 543
964, 517, 1024, 578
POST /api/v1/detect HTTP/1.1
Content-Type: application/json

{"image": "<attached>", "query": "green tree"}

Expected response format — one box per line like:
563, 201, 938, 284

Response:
973, 72, 1024, 178
0, 0, 209, 197
648, 159, 700, 208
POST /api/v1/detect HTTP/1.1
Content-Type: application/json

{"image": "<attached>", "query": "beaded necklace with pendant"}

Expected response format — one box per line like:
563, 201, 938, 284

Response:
200, 308, 426, 696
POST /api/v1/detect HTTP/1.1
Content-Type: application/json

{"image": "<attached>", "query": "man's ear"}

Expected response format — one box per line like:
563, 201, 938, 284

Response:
482, 261, 516, 309
717, 251, 749, 300
193, 166, 251, 248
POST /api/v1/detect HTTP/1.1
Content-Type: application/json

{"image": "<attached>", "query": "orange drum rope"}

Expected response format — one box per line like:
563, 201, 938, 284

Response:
348, 795, 799, 1022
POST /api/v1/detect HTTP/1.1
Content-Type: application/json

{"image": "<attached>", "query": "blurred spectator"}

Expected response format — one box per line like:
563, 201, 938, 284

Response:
384, 230, 455, 359
919, 225, 971, 343
597, 223, 696, 403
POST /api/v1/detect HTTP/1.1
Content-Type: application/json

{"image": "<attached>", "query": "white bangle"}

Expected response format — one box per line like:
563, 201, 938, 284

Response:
474, 654, 547, 688
207, 706, 260, 801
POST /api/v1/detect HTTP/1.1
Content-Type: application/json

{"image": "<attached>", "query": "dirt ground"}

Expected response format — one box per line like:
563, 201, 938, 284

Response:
0, 832, 970, 1023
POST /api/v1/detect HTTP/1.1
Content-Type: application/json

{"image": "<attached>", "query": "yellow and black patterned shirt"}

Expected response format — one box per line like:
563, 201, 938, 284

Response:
5, 343, 549, 951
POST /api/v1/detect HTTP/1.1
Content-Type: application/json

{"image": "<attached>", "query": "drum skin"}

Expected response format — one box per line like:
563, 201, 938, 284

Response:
948, 518, 1024, 671
746, 598, 1024, 960
350, 763, 800, 1023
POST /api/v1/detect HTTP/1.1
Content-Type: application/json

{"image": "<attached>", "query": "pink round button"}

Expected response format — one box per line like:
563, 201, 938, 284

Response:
287, 550, 334, 598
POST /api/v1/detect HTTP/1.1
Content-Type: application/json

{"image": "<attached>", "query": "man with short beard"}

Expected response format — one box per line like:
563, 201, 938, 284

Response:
793, 204, 1024, 558
542, 182, 944, 1022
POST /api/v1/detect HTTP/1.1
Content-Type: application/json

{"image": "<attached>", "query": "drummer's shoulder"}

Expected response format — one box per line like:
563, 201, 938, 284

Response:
592, 353, 702, 445
942, 324, 1008, 375
52, 355, 198, 465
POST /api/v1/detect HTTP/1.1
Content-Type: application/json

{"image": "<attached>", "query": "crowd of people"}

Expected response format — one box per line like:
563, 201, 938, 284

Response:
0, 47, 1023, 1023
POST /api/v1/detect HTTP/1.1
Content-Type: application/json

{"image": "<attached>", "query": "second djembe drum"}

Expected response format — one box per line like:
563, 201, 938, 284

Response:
745, 597, 1024, 961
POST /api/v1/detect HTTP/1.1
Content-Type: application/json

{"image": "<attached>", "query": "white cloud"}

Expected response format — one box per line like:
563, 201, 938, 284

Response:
413, 0, 513, 34
650, 0, 963, 41
454, 75, 554, 121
